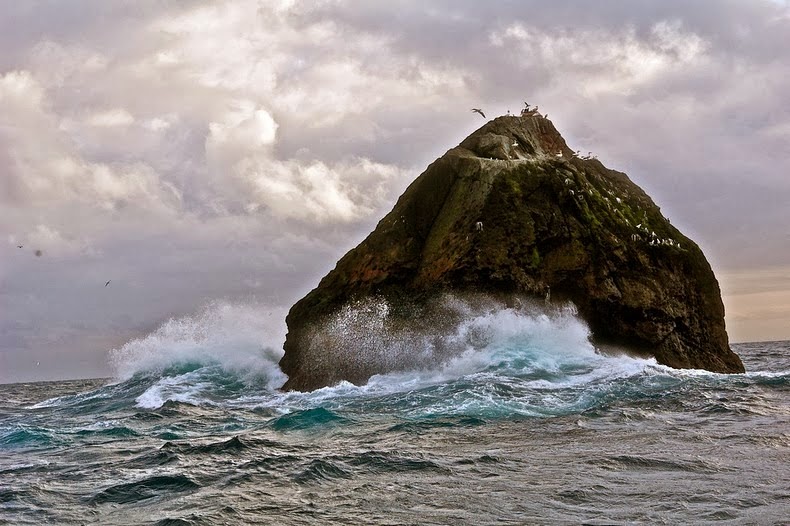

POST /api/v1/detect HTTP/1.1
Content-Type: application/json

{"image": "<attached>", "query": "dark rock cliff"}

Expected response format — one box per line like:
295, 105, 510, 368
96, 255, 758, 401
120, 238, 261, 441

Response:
280, 114, 744, 391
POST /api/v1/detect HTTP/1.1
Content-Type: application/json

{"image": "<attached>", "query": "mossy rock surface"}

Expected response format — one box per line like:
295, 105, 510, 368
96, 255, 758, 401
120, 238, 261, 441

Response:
280, 115, 744, 391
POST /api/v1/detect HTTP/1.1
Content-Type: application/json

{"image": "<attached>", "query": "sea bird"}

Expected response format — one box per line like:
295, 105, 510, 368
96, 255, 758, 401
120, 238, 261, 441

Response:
105, 280, 111, 287
471, 108, 486, 118
17, 245, 23, 248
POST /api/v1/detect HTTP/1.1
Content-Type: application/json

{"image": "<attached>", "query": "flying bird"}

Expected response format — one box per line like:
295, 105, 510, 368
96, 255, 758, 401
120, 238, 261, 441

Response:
471, 108, 486, 118
105, 280, 111, 287
17, 245, 23, 248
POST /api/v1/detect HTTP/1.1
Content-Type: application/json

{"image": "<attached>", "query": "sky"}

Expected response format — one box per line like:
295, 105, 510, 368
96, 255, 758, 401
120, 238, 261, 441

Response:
1, 0, 789, 383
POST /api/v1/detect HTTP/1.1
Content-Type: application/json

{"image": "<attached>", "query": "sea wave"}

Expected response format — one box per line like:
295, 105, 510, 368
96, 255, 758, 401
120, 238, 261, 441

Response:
260, 298, 659, 417
30, 298, 785, 420
105, 301, 287, 408
116, 298, 659, 416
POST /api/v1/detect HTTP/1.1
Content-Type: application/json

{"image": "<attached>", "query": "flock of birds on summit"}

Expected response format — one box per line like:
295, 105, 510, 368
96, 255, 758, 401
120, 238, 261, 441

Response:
473, 102, 599, 160
470, 102, 682, 251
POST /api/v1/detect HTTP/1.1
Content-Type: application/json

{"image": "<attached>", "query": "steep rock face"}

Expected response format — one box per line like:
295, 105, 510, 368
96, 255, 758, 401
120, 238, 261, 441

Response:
280, 115, 744, 391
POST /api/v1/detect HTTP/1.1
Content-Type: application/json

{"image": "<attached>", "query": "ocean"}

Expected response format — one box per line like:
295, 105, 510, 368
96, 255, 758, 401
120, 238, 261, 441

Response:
1, 303, 788, 525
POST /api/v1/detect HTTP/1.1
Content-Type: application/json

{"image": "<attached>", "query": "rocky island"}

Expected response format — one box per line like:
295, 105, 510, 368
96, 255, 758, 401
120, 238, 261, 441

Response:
280, 113, 745, 391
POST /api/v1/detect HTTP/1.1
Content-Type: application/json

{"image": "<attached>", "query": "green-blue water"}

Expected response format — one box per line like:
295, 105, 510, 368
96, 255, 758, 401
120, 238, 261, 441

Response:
1, 304, 788, 525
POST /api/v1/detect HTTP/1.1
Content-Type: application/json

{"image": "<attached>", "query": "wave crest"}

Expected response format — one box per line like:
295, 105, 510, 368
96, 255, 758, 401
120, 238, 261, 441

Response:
108, 301, 287, 391
304, 294, 603, 387
99, 295, 660, 415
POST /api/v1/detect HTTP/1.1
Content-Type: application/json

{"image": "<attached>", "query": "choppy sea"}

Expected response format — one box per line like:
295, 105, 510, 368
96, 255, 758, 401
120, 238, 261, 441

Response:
1, 303, 788, 525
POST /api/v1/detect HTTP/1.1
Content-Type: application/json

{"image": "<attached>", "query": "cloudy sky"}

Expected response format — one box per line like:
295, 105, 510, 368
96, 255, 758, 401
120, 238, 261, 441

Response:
2, 0, 789, 383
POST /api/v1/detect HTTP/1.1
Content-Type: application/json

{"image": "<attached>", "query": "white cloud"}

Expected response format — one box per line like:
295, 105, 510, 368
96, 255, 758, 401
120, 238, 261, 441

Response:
0, 69, 45, 107
205, 101, 279, 164
87, 108, 135, 127
197, 96, 403, 223
237, 156, 401, 223
144, 117, 172, 131
0, 70, 180, 213
1, 2, 430, 228
143, 2, 282, 93
489, 20, 709, 96
28, 40, 108, 87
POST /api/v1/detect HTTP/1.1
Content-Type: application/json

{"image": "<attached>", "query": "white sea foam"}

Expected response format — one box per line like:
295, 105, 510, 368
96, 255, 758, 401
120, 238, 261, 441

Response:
29, 396, 71, 409
135, 371, 218, 409
249, 297, 661, 417
109, 295, 660, 413
109, 301, 287, 393
362, 302, 654, 392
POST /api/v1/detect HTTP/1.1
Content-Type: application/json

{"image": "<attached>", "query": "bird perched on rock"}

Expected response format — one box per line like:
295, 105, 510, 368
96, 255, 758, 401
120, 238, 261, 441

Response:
471, 108, 486, 119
